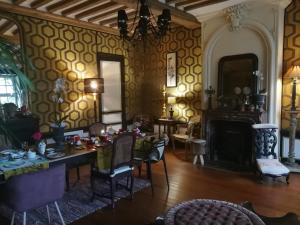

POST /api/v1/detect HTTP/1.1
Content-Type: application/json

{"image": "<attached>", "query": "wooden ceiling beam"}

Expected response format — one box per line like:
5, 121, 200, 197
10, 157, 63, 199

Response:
112, 0, 200, 28
0, 21, 15, 34
61, 0, 108, 16
88, 5, 126, 23
31, 0, 54, 9
0, 1, 118, 35
12, 0, 27, 5
47, 0, 82, 13
167, 0, 187, 4
176, 0, 204, 7
184, 0, 227, 11
100, 11, 136, 26
0, 33, 20, 44
75, 1, 117, 20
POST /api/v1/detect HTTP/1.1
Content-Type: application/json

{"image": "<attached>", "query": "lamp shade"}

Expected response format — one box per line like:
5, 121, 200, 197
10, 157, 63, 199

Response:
84, 78, 104, 94
168, 96, 176, 104
285, 65, 300, 79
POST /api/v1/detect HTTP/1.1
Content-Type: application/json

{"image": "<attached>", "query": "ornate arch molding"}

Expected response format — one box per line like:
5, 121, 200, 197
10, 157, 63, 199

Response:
202, 19, 278, 123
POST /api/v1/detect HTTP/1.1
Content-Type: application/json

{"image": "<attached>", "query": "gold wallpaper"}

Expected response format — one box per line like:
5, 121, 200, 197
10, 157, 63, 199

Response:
142, 26, 202, 122
13, 15, 140, 132
282, 0, 300, 129
5, 12, 201, 132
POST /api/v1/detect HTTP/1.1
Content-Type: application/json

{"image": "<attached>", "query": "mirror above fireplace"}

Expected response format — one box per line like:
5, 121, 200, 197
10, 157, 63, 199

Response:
217, 53, 258, 100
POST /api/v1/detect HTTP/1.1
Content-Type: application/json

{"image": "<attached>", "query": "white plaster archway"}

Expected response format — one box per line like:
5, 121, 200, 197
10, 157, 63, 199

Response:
202, 19, 279, 124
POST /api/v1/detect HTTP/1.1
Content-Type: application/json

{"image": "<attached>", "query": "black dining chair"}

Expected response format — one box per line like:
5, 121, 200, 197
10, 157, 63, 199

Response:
134, 139, 169, 194
90, 132, 135, 208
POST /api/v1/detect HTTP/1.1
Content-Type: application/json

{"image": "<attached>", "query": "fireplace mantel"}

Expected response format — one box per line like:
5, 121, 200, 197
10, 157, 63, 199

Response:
203, 109, 266, 171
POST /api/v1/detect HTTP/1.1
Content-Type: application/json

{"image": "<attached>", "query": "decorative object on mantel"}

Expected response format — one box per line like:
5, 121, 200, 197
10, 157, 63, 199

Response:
50, 78, 68, 148
253, 70, 267, 112
84, 78, 104, 123
284, 65, 300, 172
167, 96, 176, 119
117, 0, 171, 43
204, 86, 215, 110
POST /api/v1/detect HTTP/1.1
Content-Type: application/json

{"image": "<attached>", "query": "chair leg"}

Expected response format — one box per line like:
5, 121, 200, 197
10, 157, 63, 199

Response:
130, 173, 134, 200
76, 167, 80, 181
199, 155, 204, 166
138, 164, 142, 177
193, 155, 198, 165
65, 170, 70, 191
46, 205, 51, 224
171, 137, 175, 151
146, 161, 154, 194
110, 179, 116, 208
10, 211, 15, 225
23, 212, 26, 225
162, 154, 169, 190
286, 174, 290, 184
54, 201, 66, 225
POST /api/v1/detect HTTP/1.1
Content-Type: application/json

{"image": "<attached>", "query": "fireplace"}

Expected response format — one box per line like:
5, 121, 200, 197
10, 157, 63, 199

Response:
203, 110, 265, 171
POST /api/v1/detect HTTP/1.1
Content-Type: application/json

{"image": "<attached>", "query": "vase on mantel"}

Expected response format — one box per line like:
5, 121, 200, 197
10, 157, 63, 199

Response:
51, 124, 65, 149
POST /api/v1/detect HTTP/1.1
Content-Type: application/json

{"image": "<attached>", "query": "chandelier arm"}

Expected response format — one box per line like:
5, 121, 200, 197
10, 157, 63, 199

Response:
128, 0, 140, 36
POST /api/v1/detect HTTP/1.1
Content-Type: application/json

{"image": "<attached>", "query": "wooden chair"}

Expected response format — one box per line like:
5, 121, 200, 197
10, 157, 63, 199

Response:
91, 132, 135, 208
252, 124, 290, 184
171, 115, 201, 159
89, 122, 107, 136
134, 139, 169, 194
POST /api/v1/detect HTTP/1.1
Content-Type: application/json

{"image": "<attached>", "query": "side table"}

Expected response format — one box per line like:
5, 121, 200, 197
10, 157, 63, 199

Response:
155, 119, 185, 138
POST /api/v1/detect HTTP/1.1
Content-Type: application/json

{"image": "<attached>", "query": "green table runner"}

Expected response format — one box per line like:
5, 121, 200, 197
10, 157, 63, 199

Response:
0, 157, 49, 180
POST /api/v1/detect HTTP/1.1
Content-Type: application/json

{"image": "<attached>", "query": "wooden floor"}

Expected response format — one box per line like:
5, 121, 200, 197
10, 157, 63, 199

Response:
71, 149, 300, 225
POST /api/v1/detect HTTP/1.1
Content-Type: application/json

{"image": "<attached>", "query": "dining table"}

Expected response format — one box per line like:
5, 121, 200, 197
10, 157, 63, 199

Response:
0, 133, 156, 185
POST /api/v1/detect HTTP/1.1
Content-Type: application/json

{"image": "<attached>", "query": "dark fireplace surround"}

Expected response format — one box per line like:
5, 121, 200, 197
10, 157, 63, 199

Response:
203, 110, 264, 171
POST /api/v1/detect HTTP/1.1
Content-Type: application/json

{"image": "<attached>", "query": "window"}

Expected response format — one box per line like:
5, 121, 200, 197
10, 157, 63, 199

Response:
0, 72, 20, 106
97, 53, 125, 130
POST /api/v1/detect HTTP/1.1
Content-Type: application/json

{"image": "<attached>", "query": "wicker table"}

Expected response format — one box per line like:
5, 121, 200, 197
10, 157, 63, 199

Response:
164, 199, 265, 225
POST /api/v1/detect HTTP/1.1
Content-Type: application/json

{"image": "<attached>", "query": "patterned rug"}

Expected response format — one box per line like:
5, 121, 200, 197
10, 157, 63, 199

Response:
0, 176, 150, 225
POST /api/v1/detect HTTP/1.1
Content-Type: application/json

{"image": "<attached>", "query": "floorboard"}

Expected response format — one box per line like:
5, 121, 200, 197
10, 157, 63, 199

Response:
71, 149, 300, 225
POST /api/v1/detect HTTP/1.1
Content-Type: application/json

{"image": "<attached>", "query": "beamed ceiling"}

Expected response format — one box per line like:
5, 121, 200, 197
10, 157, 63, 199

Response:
0, 0, 229, 38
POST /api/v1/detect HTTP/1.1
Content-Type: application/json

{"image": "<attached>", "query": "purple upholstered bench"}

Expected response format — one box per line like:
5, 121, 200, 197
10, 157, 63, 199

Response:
164, 199, 265, 225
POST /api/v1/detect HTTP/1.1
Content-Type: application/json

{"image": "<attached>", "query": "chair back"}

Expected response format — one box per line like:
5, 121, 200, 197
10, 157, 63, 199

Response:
2, 164, 65, 212
148, 139, 166, 162
252, 123, 278, 159
89, 122, 106, 136
111, 132, 135, 171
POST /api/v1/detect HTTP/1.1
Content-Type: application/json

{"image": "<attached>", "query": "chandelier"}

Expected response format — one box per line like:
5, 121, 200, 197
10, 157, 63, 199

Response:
117, 0, 171, 42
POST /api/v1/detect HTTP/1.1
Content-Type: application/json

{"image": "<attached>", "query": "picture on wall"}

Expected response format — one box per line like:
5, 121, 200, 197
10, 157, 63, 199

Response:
166, 52, 177, 87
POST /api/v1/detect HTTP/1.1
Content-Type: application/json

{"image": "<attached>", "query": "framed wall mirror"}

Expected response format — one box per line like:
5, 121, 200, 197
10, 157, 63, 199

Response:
217, 53, 258, 99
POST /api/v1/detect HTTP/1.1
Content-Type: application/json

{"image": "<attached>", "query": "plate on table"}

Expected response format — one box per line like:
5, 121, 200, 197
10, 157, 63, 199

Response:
3, 161, 26, 168
0, 149, 17, 155
46, 152, 66, 159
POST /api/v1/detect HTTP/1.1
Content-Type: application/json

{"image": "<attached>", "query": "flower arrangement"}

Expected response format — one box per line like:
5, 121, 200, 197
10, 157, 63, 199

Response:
51, 78, 68, 127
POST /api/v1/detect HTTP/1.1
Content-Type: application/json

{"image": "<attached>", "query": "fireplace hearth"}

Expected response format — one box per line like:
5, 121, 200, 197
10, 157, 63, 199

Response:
203, 110, 265, 171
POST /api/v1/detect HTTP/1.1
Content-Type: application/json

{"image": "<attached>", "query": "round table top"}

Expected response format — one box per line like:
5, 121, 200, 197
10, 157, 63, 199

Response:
164, 199, 265, 225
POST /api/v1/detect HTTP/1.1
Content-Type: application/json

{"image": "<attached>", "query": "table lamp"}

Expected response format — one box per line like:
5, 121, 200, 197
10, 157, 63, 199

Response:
84, 78, 104, 123
168, 96, 176, 119
285, 65, 300, 167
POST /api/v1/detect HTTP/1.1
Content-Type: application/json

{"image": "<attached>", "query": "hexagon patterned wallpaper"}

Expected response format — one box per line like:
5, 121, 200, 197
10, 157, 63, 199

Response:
5, 12, 201, 132
12, 15, 140, 132
282, 0, 300, 129
142, 26, 202, 122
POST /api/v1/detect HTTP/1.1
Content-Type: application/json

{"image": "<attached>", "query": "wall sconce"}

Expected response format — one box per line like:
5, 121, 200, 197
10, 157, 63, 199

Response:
285, 65, 300, 169
168, 96, 176, 119
84, 78, 104, 123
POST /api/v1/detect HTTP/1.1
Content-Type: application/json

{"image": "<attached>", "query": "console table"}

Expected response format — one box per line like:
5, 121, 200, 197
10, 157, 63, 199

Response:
155, 119, 185, 138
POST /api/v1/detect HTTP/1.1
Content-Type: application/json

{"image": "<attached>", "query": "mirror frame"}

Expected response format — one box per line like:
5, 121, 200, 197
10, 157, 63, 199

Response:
217, 53, 258, 98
